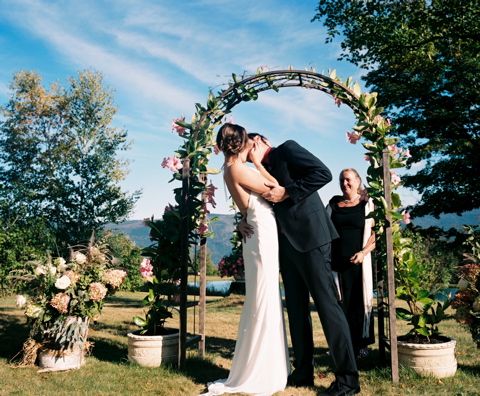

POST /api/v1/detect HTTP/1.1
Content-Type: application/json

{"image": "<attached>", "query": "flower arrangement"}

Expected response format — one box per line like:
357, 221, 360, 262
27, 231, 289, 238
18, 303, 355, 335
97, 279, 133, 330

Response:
219, 251, 244, 279
14, 237, 127, 353
452, 225, 480, 348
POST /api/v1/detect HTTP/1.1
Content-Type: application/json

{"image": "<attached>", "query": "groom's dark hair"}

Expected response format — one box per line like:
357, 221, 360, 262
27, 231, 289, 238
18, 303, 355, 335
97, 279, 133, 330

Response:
247, 133, 268, 144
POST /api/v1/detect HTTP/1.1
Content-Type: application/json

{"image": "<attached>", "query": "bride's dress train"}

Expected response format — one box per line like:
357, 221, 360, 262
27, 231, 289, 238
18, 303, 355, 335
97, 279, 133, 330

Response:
201, 192, 290, 396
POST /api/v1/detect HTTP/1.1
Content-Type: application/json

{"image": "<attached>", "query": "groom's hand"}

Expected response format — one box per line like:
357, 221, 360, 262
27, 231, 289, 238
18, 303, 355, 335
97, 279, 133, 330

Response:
237, 219, 254, 242
262, 182, 289, 203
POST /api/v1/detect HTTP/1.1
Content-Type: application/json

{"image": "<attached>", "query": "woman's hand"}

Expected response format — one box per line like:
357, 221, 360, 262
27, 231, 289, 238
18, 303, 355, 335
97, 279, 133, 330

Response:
249, 140, 267, 167
350, 251, 365, 265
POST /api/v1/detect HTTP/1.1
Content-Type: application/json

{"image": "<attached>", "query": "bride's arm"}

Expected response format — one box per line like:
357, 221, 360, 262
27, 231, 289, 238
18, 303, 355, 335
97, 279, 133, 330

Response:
254, 163, 278, 185
227, 164, 278, 195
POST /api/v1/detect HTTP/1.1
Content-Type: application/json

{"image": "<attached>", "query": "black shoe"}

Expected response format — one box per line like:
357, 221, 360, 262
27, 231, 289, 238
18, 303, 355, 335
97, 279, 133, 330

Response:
286, 375, 314, 387
318, 380, 360, 395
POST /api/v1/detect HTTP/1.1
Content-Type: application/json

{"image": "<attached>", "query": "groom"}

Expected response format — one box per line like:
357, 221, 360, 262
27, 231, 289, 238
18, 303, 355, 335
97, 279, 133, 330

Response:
241, 134, 360, 396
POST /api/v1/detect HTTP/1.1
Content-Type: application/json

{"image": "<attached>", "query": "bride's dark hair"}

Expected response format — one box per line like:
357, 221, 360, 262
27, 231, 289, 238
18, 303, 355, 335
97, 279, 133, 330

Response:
216, 123, 249, 159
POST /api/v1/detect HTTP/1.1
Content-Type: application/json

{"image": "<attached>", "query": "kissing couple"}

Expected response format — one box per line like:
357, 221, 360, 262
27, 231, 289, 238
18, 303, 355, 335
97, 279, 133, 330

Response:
200, 123, 360, 396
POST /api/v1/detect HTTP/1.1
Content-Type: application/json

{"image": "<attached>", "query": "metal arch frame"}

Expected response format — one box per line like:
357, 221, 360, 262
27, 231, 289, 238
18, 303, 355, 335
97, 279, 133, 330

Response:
179, 69, 398, 383
214, 69, 360, 114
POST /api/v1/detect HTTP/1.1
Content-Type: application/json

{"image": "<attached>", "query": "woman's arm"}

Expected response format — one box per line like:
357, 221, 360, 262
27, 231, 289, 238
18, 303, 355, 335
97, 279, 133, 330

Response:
351, 229, 376, 265
254, 164, 278, 185
227, 163, 278, 195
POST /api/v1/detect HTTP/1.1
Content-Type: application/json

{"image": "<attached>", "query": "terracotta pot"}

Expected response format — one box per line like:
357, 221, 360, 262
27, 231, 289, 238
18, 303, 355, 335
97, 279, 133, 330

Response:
397, 336, 457, 378
127, 329, 179, 367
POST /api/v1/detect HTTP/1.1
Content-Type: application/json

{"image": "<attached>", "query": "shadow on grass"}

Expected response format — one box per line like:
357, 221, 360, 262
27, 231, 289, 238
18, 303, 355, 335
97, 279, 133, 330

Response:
90, 320, 135, 334
104, 297, 143, 308
458, 362, 480, 376
88, 336, 128, 364
0, 309, 29, 361
203, 336, 237, 360
185, 355, 230, 386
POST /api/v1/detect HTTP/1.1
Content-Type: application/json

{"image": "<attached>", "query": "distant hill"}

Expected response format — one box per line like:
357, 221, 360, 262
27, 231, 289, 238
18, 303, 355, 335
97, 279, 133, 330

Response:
105, 214, 236, 265
411, 209, 480, 230
106, 209, 479, 265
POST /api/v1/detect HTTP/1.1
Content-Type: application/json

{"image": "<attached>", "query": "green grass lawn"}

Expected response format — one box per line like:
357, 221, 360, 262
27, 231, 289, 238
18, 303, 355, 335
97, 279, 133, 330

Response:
1, 290, 479, 396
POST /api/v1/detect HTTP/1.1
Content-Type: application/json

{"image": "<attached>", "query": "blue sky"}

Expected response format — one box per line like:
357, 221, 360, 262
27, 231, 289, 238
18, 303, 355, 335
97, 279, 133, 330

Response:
0, 0, 419, 219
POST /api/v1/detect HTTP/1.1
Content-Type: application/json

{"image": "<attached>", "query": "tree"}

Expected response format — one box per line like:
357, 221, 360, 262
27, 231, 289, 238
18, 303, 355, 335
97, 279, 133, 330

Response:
104, 231, 144, 291
0, 206, 53, 295
0, 69, 140, 252
192, 245, 219, 276
313, 0, 480, 217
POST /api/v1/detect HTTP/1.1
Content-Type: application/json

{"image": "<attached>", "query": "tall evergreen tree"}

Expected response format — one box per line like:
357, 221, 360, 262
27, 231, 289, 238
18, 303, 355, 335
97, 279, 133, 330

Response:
0, 69, 140, 252
313, 0, 480, 217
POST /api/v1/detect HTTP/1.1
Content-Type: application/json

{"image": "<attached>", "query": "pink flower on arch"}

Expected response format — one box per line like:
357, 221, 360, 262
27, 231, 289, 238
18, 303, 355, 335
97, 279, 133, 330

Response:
333, 95, 342, 107
213, 145, 221, 155
162, 156, 183, 172
390, 170, 401, 185
388, 144, 399, 156
172, 116, 186, 135
401, 210, 411, 225
346, 131, 361, 144
139, 258, 153, 277
403, 148, 412, 158
201, 202, 210, 215
198, 223, 209, 236
360, 189, 370, 201
205, 183, 218, 208
364, 155, 370, 162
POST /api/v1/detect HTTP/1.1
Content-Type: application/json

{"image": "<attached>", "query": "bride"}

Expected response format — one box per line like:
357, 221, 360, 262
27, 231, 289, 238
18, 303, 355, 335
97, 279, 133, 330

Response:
201, 123, 290, 396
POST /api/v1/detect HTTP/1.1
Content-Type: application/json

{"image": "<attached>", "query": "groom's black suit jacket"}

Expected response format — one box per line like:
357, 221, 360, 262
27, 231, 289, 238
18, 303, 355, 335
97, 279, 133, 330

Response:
267, 140, 339, 253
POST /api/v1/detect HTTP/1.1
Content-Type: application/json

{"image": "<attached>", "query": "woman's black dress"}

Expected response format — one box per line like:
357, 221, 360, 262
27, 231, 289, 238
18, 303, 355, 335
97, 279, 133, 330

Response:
330, 200, 374, 355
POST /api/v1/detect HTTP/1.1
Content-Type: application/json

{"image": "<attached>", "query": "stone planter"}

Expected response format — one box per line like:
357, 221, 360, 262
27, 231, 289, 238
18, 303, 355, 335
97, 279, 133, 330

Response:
37, 347, 85, 372
127, 329, 179, 367
397, 336, 457, 378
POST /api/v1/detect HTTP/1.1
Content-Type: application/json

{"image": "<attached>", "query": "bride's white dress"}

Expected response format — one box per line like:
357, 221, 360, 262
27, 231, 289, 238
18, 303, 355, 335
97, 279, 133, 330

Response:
202, 191, 290, 396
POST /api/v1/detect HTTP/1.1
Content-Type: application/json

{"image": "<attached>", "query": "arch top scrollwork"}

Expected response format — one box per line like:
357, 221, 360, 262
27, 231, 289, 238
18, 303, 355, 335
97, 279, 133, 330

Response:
214, 69, 362, 118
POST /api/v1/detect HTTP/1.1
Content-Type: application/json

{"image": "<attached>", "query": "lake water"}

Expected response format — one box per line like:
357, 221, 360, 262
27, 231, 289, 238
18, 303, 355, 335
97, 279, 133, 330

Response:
188, 280, 232, 293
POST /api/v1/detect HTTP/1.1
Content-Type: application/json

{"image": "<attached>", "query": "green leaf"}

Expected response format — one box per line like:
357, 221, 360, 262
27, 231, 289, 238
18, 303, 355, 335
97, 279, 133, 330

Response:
391, 193, 402, 207
133, 316, 147, 327
396, 307, 413, 321
353, 82, 361, 97
206, 167, 221, 175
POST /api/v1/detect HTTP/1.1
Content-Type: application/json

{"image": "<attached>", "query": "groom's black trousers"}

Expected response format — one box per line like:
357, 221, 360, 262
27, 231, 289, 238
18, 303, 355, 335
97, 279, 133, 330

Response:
278, 232, 359, 388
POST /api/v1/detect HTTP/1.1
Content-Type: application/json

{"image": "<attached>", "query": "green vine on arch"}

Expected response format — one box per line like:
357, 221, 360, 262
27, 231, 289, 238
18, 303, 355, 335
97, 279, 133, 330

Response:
144, 67, 448, 340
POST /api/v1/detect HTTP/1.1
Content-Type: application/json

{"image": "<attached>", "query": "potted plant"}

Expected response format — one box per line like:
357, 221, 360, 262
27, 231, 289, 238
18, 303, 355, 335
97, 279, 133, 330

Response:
13, 235, 127, 371
391, 224, 457, 378
451, 225, 480, 348
127, 207, 187, 367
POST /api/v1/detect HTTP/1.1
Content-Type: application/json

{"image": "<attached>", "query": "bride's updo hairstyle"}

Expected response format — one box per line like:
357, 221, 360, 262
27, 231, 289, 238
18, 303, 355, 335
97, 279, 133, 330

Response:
216, 123, 249, 159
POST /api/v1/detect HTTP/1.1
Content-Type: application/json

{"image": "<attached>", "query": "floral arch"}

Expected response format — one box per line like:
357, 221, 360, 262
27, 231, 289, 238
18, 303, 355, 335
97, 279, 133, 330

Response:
155, 68, 412, 380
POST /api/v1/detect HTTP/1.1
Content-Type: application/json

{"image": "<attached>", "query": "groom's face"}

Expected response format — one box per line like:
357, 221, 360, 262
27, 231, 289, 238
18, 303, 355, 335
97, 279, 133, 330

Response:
247, 135, 270, 163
